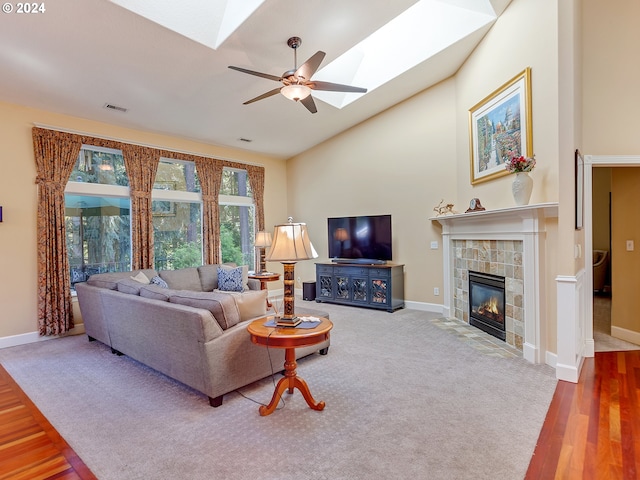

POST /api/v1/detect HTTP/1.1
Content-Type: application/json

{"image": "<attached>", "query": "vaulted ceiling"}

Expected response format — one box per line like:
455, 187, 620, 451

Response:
0, 0, 512, 158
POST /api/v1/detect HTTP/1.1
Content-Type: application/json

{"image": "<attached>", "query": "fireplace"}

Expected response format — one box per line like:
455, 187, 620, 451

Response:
469, 271, 506, 341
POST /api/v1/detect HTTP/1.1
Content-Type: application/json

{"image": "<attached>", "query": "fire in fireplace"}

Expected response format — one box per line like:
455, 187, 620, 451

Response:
468, 271, 506, 341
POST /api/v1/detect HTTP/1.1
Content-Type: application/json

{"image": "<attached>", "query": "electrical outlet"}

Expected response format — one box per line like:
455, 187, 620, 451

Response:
434, 287, 440, 296
297, 276, 302, 286
627, 240, 634, 251
430, 241, 439, 250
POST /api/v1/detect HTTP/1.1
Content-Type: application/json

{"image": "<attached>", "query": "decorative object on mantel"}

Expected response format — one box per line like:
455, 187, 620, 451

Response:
465, 198, 486, 213
433, 199, 458, 216
506, 154, 535, 205
469, 67, 533, 185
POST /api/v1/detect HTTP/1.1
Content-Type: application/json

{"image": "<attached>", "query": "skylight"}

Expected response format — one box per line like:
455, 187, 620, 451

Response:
109, 0, 265, 49
313, 0, 498, 108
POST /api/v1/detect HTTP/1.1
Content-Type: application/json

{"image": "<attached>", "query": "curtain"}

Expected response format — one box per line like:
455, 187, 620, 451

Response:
32, 128, 82, 335
121, 144, 159, 270
195, 157, 224, 264
246, 165, 265, 232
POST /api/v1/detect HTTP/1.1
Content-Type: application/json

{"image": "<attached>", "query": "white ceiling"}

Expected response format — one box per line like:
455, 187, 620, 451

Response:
0, 0, 512, 159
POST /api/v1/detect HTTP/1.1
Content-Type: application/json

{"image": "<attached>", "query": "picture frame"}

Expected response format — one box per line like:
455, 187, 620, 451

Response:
469, 67, 533, 185
575, 149, 584, 230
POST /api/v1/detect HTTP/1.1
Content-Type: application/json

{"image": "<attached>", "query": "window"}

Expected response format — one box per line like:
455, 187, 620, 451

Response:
219, 168, 255, 268
71, 146, 129, 186
65, 146, 131, 289
153, 159, 203, 269
64, 149, 257, 289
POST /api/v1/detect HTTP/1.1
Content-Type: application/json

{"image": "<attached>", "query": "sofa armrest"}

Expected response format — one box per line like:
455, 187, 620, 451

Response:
247, 278, 261, 290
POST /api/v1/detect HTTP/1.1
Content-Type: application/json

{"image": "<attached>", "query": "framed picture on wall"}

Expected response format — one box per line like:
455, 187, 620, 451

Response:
469, 67, 533, 185
575, 149, 584, 230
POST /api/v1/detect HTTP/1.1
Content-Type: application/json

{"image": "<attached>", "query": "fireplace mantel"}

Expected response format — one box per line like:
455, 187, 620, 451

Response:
431, 203, 559, 235
430, 202, 558, 364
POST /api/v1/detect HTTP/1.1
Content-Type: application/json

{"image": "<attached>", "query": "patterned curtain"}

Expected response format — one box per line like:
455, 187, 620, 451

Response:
195, 157, 224, 264
32, 128, 82, 335
246, 165, 265, 233
121, 144, 159, 270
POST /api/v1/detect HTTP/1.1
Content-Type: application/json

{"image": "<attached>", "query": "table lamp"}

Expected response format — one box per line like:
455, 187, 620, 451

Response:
265, 217, 318, 326
254, 231, 272, 274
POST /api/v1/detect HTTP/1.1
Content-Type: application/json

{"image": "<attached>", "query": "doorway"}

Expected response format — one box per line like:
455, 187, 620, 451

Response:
588, 160, 640, 352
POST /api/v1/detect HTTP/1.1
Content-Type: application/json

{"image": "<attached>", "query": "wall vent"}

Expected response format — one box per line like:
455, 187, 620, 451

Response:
103, 103, 128, 113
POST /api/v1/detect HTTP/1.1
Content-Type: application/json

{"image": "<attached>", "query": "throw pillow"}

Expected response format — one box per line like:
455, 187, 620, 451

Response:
150, 275, 169, 288
130, 271, 150, 284
217, 266, 245, 292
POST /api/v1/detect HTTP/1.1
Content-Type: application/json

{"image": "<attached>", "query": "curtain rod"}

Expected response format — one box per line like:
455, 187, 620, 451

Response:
32, 122, 267, 168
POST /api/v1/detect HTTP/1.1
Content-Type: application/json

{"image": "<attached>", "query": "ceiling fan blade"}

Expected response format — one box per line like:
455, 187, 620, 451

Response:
295, 51, 326, 81
310, 81, 367, 93
243, 88, 282, 105
300, 95, 317, 114
228, 66, 282, 82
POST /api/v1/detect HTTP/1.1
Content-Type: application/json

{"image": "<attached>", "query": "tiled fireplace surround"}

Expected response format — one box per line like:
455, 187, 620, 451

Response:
453, 239, 524, 349
434, 203, 558, 364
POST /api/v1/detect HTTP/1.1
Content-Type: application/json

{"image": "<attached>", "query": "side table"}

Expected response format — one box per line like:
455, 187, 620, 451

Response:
248, 273, 280, 307
247, 317, 332, 416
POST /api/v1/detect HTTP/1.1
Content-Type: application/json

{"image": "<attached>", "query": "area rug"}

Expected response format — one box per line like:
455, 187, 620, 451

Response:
0, 302, 557, 480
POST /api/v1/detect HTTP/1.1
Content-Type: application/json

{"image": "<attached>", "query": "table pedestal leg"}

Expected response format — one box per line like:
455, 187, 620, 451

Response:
258, 348, 325, 416
259, 280, 273, 308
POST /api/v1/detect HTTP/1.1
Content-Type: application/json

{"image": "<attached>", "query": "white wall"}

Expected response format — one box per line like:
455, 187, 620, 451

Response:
287, 0, 563, 314
284, 79, 458, 304
455, 0, 559, 208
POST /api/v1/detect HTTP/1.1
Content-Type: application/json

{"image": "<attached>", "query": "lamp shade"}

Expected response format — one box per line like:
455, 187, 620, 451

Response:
281, 84, 311, 102
266, 221, 318, 262
254, 231, 272, 248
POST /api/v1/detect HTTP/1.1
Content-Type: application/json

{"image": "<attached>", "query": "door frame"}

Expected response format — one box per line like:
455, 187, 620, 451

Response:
584, 155, 640, 356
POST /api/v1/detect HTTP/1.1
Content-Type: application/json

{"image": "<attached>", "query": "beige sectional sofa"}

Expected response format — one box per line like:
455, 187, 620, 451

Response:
75, 264, 330, 407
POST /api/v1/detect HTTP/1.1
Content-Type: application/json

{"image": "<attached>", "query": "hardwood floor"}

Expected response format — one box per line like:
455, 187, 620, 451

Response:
0, 364, 96, 480
526, 350, 640, 479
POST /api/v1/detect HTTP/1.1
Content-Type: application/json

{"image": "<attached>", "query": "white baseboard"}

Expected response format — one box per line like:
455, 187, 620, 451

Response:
404, 301, 445, 314
611, 325, 640, 346
545, 351, 558, 369
556, 358, 584, 383
0, 324, 86, 350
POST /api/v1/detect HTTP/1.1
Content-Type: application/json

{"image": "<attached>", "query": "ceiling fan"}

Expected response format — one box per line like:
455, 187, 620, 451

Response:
228, 36, 367, 114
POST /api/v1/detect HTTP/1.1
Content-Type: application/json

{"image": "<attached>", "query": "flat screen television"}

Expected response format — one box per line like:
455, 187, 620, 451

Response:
327, 214, 392, 264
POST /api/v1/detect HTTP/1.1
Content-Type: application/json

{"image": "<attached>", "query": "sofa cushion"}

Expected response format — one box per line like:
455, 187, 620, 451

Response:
220, 289, 268, 321
87, 269, 158, 290
159, 268, 203, 291
197, 264, 219, 291
150, 275, 169, 288
217, 266, 245, 292
139, 285, 173, 302
116, 278, 145, 295
169, 291, 241, 330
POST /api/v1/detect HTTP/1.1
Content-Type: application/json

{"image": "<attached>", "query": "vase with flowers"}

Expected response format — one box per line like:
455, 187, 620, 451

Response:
506, 154, 535, 205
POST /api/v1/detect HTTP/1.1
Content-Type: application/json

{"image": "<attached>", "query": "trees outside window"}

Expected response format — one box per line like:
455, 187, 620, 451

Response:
65, 148, 257, 291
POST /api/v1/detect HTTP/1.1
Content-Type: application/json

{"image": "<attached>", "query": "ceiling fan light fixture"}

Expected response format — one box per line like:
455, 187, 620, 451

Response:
281, 84, 311, 102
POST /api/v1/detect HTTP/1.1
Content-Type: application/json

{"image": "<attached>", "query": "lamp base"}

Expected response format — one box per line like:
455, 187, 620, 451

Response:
276, 316, 302, 327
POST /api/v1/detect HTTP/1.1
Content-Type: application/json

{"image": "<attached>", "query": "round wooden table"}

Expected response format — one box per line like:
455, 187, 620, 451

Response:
248, 273, 280, 307
247, 317, 332, 416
